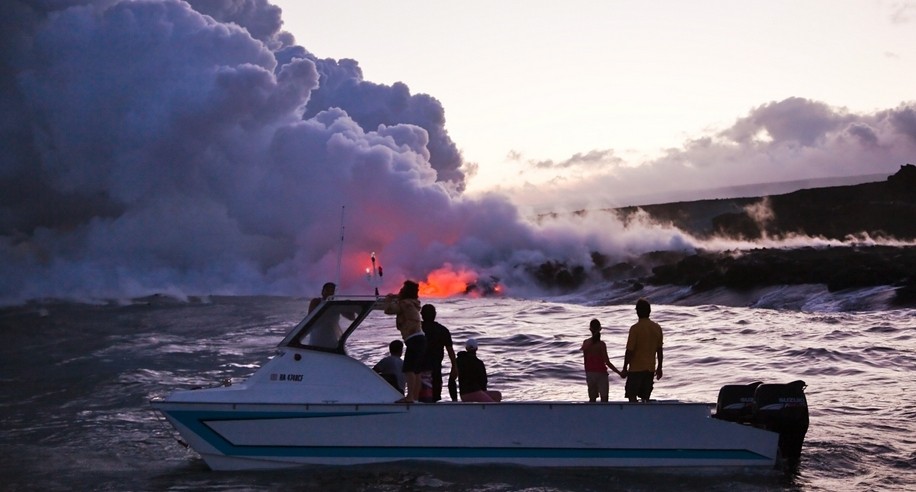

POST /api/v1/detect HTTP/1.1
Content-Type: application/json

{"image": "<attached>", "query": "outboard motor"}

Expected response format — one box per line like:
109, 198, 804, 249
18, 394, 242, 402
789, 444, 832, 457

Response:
753, 380, 809, 463
714, 381, 762, 423
713, 380, 809, 465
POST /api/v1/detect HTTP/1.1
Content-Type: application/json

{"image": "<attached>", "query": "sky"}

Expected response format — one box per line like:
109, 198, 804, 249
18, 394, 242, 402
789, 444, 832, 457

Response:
275, 0, 916, 208
1, 0, 914, 304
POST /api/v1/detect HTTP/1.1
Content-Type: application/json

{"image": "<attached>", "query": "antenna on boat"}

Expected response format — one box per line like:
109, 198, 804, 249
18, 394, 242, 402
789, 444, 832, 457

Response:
335, 205, 345, 290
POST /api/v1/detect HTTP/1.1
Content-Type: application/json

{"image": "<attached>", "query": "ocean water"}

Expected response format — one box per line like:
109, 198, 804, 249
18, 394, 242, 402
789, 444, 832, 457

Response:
1, 294, 914, 491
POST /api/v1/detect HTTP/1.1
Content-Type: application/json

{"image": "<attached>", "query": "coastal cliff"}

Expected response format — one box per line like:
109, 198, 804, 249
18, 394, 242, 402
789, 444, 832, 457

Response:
532, 164, 916, 306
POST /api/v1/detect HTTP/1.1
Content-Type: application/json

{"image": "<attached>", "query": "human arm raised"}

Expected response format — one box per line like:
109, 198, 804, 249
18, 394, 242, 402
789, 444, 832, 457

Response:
382, 294, 399, 315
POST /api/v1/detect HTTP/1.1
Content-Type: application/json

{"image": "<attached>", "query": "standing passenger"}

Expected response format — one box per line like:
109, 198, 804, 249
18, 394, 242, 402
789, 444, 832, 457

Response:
306, 282, 342, 349
621, 298, 664, 402
384, 280, 425, 403
582, 319, 622, 402
308, 282, 336, 314
420, 304, 457, 402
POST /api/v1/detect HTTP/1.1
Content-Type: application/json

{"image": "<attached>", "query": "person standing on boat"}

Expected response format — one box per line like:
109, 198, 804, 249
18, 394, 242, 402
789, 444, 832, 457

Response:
306, 282, 344, 349
373, 340, 406, 395
621, 298, 664, 403
308, 282, 336, 314
582, 319, 622, 402
420, 304, 457, 403
449, 338, 502, 402
384, 280, 426, 403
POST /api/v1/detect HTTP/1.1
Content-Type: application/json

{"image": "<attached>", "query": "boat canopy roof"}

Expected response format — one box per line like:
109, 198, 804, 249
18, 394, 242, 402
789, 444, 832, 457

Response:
278, 296, 383, 353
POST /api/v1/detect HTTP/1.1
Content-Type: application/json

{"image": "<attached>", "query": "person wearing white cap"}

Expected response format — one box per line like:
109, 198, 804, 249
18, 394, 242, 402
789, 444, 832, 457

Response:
448, 338, 502, 402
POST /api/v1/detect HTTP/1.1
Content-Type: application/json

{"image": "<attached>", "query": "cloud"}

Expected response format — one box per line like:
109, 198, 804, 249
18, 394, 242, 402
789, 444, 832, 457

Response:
0, 0, 607, 304
724, 98, 852, 146
888, 104, 916, 143
530, 149, 621, 170
187, 0, 291, 48
889, 1, 916, 23
275, 46, 467, 192
502, 97, 916, 210
1, 1, 913, 305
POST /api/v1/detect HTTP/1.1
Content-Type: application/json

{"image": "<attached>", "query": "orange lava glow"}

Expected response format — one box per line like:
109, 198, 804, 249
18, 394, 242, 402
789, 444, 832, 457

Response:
419, 265, 478, 298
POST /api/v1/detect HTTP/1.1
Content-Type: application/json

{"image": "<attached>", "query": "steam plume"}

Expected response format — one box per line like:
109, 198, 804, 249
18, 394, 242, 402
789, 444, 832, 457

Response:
1, 1, 912, 306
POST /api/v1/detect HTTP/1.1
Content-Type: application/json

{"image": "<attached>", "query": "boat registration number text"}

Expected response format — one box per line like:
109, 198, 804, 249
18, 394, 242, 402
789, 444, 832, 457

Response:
270, 373, 303, 382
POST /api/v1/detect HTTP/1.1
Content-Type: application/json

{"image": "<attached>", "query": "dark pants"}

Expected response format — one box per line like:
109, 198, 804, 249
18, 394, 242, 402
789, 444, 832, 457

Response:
625, 371, 655, 401
429, 364, 443, 402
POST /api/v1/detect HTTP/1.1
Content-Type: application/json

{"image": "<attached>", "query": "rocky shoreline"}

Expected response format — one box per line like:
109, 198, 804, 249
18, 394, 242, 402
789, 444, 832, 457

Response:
532, 164, 916, 307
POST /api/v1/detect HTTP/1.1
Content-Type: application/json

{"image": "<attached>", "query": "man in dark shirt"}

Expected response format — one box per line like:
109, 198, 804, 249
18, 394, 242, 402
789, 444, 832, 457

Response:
420, 304, 456, 402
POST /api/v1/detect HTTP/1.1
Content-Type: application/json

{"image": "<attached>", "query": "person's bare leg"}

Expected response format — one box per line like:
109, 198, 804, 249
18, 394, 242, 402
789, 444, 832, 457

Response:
411, 373, 422, 401
404, 372, 419, 402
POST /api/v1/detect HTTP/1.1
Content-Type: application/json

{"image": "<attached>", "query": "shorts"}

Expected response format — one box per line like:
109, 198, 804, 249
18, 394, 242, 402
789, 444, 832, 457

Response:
625, 371, 655, 401
402, 333, 427, 373
586, 371, 609, 402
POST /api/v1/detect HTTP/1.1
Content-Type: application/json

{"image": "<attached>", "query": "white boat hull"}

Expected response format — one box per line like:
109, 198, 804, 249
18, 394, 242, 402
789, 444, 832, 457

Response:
151, 297, 793, 471
153, 399, 778, 470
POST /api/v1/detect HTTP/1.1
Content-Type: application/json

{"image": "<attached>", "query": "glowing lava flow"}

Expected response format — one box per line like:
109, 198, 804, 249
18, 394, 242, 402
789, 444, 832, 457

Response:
419, 265, 479, 298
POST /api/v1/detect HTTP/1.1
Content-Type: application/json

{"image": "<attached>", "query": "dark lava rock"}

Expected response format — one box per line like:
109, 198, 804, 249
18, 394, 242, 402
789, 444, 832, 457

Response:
530, 165, 916, 302
644, 246, 916, 294
616, 164, 916, 242
529, 261, 588, 291
893, 276, 916, 306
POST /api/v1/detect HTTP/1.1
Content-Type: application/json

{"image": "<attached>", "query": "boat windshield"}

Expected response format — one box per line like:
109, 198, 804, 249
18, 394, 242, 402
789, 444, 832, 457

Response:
281, 298, 378, 352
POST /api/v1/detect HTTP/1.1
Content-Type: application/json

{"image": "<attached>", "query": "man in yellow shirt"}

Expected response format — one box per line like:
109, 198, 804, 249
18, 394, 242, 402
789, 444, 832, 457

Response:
621, 298, 663, 402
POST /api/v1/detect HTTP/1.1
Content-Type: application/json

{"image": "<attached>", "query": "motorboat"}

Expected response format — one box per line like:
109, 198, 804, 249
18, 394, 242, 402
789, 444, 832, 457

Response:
151, 295, 808, 471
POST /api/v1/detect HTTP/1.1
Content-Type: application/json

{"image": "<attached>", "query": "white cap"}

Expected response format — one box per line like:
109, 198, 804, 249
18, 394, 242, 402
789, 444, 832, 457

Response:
465, 338, 479, 350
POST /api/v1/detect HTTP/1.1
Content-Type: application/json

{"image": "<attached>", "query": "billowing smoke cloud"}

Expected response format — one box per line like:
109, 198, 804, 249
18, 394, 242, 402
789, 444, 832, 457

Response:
278, 48, 468, 192
185, 1, 468, 188
187, 0, 290, 48
0, 0, 610, 304
503, 97, 916, 211
1, 1, 912, 306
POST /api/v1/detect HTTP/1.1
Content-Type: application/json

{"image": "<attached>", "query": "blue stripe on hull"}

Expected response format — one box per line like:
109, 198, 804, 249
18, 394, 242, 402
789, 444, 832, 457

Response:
167, 410, 771, 462
215, 445, 769, 461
